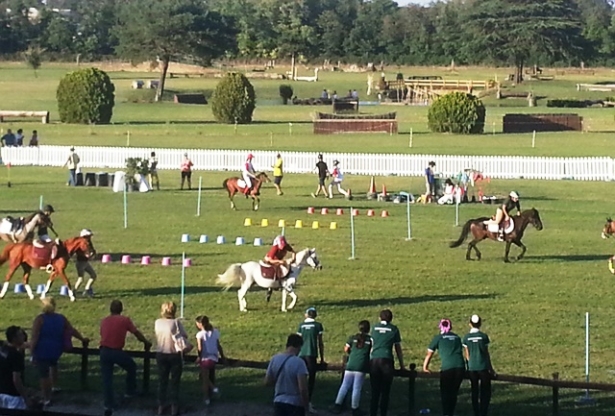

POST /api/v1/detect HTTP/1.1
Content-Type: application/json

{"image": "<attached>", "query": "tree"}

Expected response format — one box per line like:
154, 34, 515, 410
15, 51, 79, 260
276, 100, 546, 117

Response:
211, 72, 256, 124
23, 46, 43, 77
115, 0, 236, 102
56, 67, 115, 124
466, 0, 586, 83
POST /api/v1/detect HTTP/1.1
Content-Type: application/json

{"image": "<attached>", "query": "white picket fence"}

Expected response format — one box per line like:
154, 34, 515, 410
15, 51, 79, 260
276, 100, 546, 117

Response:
1, 145, 613, 181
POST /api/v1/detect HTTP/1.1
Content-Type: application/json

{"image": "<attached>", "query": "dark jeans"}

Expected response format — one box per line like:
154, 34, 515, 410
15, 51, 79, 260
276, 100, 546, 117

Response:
301, 356, 317, 400
369, 358, 394, 416
100, 347, 137, 410
469, 370, 492, 416
156, 353, 183, 406
274, 402, 305, 416
440, 367, 465, 416
68, 169, 76, 186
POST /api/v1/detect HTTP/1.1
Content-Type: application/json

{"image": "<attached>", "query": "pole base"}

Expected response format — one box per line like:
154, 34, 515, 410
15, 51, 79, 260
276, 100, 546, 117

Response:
577, 395, 595, 405
348, 257, 356, 260
405, 238, 412, 241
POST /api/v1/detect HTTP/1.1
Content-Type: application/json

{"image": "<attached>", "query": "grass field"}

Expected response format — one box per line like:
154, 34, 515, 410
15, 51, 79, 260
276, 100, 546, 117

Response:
2, 64, 615, 415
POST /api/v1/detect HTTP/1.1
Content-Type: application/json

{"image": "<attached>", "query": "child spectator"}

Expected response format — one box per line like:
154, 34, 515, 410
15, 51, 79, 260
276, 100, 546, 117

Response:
195, 316, 226, 407
29, 130, 39, 147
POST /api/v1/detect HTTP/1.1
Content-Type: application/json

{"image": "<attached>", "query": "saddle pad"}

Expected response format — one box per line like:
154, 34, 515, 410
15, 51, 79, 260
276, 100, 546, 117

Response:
33, 240, 45, 248
486, 219, 514, 234
32, 246, 51, 262
260, 265, 276, 279
0, 220, 11, 234
237, 179, 247, 188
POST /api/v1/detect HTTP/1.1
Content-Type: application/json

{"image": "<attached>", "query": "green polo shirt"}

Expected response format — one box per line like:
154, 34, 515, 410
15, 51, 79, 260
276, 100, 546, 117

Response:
370, 321, 401, 360
345, 335, 372, 373
462, 329, 491, 371
297, 318, 323, 358
427, 332, 465, 371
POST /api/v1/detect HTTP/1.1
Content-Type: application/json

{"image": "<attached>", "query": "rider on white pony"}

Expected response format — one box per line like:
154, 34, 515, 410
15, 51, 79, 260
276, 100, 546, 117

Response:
264, 235, 296, 279
486, 191, 521, 241
242, 153, 257, 197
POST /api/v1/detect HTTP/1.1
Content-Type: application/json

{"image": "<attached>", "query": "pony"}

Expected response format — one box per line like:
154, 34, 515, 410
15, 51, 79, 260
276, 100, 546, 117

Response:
602, 218, 615, 239
0, 212, 56, 243
450, 208, 543, 262
222, 172, 271, 211
215, 248, 322, 312
0, 236, 96, 302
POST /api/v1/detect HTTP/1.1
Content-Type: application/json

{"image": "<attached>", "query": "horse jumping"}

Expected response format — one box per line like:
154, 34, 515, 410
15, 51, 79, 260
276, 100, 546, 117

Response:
215, 248, 322, 312
450, 208, 543, 262
0, 236, 96, 302
0, 212, 56, 243
223, 172, 271, 211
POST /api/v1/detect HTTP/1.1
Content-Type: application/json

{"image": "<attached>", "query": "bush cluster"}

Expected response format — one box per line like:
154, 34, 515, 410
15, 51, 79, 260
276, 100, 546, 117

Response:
56, 68, 115, 124
427, 92, 485, 134
211, 72, 256, 124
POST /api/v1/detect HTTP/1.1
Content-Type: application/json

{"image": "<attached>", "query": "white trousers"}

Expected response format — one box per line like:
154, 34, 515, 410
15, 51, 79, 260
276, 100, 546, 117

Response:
438, 194, 454, 205
334, 370, 365, 409
242, 172, 253, 189
328, 180, 347, 196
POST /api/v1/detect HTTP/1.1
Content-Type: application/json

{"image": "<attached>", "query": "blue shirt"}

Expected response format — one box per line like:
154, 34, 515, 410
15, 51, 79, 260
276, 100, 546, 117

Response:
33, 313, 66, 361
1, 134, 15, 146
425, 167, 435, 184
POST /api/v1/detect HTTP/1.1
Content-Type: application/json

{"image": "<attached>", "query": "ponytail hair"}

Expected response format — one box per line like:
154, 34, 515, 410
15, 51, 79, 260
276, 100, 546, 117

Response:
356, 320, 370, 349
439, 319, 452, 334
198, 315, 213, 331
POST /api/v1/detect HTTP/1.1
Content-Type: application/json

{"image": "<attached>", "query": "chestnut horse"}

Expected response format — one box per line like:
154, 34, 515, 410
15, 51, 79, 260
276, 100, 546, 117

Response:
223, 172, 271, 211
602, 218, 615, 239
0, 236, 95, 302
450, 208, 543, 262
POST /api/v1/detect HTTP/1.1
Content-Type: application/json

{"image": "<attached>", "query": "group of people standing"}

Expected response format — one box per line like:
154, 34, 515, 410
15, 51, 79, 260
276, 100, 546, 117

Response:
0, 128, 39, 147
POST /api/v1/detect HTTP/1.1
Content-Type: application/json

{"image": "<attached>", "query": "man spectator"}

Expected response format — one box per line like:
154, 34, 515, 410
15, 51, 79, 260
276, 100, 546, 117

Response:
0, 129, 16, 147
14, 129, 24, 146
100, 300, 152, 414
29, 130, 39, 147
297, 307, 324, 414
424, 161, 436, 202
63, 147, 80, 186
311, 154, 330, 198
265, 334, 309, 416
0, 326, 31, 410
272, 153, 284, 196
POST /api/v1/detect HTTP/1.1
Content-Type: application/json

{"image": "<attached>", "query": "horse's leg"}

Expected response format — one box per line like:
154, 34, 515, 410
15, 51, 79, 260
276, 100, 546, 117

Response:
229, 190, 236, 210
466, 239, 482, 261
41, 273, 54, 299
504, 241, 512, 263
0, 259, 21, 298
237, 282, 250, 312
58, 269, 76, 302
253, 196, 259, 211
514, 240, 527, 261
287, 290, 297, 311
21, 264, 34, 300
281, 289, 287, 312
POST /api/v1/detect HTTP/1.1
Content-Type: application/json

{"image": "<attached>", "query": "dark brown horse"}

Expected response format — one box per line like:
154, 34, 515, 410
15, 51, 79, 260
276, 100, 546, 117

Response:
0, 236, 95, 302
450, 208, 543, 262
223, 172, 271, 211
602, 218, 615, 239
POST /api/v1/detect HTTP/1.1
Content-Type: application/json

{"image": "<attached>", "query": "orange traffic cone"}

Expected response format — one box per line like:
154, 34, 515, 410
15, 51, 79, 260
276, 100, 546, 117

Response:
367, 176, 377, 200
381, 184, 388, 197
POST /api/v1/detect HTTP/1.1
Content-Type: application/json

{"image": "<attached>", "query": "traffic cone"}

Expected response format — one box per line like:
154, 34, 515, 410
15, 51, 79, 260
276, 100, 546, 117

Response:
307, 207, 315, 214
312, 221, 319, 229
367, 209, 375, 217
321, 208, 329, 215
329, 222, 337, 230
367, 176, 377, 200
336, 208, 344, 215
244, 218, 252, 227
381, 210, 389, 218
261, 219, 269, 227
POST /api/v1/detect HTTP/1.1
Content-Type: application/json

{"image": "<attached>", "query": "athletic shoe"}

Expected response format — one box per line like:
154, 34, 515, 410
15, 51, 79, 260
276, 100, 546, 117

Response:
311, 193, 316, 198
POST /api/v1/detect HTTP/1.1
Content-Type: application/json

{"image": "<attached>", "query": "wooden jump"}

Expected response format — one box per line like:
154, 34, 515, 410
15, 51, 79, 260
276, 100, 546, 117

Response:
576, 83, 615, 92
0, 111, 49, 124
168, 72, 205, 79
404, 79, 492, 90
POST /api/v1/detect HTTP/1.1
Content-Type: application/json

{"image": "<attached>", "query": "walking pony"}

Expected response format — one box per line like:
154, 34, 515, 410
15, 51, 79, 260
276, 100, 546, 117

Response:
450, 208, 543, 262
223, 172, 271, 211
602, 218, 615, 239
0, 212, 56, 243
0, 236, 96, 302
216, 248, 322, 312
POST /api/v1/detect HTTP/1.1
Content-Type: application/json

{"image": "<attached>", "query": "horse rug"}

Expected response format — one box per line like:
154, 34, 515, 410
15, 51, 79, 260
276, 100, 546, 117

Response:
0, 217, 22, 234
32, 240, 57, 264
485, 218, 514, 234
259, 261, 290, 280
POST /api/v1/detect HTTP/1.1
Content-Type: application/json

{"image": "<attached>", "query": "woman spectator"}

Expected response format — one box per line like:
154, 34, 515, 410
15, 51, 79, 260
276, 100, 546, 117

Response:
30, 297, 89, 407
155, 302, 190, 416
438, 179, 456, 205
332, 320, 372, 416
463, 315, 495, 416
195, 316, 226, 407
423, 319, 466, 416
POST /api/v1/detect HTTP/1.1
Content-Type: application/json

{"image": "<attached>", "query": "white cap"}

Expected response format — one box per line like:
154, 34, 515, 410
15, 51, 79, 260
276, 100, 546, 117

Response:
80, 229, 93, 237
509, 191, 519, 199
471, 314, 481, 324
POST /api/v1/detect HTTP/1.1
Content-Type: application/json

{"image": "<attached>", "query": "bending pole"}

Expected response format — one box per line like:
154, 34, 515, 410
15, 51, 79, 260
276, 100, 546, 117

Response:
349, 207, 356, 260
180, 252, 186, 319
400, 192, 412, 240
39, 195, 43, 210
578, 312, 594, 404
196, 176, 203, 216
123, 182, 128, 229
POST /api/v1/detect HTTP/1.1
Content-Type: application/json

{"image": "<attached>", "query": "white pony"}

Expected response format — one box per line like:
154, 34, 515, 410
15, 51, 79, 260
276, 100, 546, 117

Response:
216, 248, 322, 312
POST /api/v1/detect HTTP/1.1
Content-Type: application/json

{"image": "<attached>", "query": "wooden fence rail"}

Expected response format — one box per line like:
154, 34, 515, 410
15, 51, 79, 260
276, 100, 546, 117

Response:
54, 346, 615, 416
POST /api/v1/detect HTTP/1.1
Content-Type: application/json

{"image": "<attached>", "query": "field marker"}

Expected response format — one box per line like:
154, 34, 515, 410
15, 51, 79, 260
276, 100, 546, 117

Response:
349, 206, 356, 260
289, 122, 293, 136
532, 130, 536, 148
409, 128, 413, 148
126, 130, 130, 147
454, 187, 462, 227
123, 183, 128, 229
180, 252, 186, 319
39, 195, 43, 210
196, 176, 203, 216
270, 132, 273, 147
578, 312, 595, 404
400, 192, 412, 240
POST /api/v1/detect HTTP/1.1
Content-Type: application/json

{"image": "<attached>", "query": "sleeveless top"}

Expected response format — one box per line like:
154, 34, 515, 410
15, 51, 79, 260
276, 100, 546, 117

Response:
33, 313, 66, 361
181, 159, 192, 172
244, 161, 254, 174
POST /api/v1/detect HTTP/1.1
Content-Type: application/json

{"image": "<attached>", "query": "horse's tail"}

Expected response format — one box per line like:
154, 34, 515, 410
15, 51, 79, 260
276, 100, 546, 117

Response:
450, 219, 475, 248
216, 263, 244, 291
222, 178, 229, 189
0, 244, 13, 266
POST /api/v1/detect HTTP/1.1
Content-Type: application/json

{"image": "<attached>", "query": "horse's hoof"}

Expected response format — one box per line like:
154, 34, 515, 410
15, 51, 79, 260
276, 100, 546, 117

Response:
70, 297, 76, 302
504, 259, 511, 263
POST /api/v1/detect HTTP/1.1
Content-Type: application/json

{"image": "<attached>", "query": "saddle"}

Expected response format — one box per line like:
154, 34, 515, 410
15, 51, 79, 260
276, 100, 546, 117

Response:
32, 240, 59, 265
485, 218, 514, 235
259, 261, 290, 280
237, 179, 260, 196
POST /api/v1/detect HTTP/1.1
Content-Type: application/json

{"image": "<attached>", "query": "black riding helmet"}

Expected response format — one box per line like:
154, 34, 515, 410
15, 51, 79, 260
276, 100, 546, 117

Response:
43, 204, 55, 213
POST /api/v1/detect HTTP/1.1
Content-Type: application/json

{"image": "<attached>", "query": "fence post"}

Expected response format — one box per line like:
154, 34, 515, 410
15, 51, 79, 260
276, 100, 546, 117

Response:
80, 342, 89, 390
552, 372, 559, 416
143, 346, 151, 394
408, 363, 417, 415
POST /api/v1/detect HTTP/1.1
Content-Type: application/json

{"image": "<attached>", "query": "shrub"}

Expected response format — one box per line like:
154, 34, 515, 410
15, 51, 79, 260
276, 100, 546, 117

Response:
125, 157, 149, 190
56, 68, 115, 124
211, 72, 256, 124
546, 99, 588, 108
279, 84, 293, 105
427, 92, 485, 134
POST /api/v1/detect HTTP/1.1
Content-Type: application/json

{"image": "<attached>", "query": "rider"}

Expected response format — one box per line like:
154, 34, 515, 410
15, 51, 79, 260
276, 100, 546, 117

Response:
36, 205, 57, 243
488, 191, 521, 241
74, 229, 97, 297
242, 153, 257, 197
264, 235, 296, 279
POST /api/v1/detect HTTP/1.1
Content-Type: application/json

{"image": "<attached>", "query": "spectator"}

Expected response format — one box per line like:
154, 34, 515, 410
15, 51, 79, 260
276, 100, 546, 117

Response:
332, 320, 372, 416
1, 129, 15, 147
74, 229, 98, 296
328, 160, 349, 199
195, 316, 226, 407
29, 130, 39, 147
272, 153, 284, 196
14, 129, 24, 146
332, 91, 338, 100
149, 152, 160, 191
31, 297, 89, 407
265, 334, 309, 416
424, 161, 436, 201
297, 307, 324, 414
351, 89, 359, 99
99, 300, 152, 415
0, 326, 30, 410
63, 147, 80, 186
463, 315, 495, 416
321, 89, 329, 100
423, 319, 465, 416
438, 179, 456, 205
370, 309, 404, 416
346, 90, 353, 98
155, 302, 190, 416
311, 154, 330, 199
180, 153, 193, 190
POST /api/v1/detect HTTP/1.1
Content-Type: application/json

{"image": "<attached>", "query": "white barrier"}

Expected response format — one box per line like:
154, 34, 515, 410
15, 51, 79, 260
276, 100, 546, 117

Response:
1, 145, 614, 181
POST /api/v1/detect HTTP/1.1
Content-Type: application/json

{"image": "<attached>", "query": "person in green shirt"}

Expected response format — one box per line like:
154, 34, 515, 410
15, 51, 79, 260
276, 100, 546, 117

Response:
423, 319, 465, 416
370, 309, 404, 416
272, 153, 284, 196
332, 320, 372, 416
297, 307, 324, 414
462, 314, 496, 416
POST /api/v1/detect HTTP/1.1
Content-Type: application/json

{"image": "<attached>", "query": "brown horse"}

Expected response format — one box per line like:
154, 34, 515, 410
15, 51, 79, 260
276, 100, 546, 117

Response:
602, 218, 615, 239
0, 236, 95, 302
223, 172, 271, 211
450, 208, 543, 262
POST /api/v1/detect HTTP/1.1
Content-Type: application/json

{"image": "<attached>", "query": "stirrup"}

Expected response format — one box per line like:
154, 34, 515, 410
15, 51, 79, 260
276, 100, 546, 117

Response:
45, 264, 55, 273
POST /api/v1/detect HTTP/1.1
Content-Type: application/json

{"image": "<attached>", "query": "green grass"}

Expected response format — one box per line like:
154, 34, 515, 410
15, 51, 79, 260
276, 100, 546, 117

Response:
2, 64, 615, 414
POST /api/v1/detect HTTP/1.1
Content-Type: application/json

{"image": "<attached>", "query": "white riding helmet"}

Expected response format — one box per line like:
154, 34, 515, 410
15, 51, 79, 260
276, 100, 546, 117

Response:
509, 191, 519, 199
80, 229, 93, 237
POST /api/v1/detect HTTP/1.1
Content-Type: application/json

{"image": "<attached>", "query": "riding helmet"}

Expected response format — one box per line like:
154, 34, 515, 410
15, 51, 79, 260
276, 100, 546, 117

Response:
80, 229, 93, 237
247, 153, 254, 160
43, 204, 55, 213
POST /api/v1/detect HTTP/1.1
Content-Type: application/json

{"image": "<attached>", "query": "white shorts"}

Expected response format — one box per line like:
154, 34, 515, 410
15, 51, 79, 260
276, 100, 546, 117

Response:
0, 394, 26, 409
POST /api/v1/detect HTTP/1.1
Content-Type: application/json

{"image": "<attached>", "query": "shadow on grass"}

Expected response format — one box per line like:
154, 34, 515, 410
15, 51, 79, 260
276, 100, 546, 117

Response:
98, 253, 223, 263
317, 293, 498, 308
524, 254, 609, 262
106, 285, 220, 297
